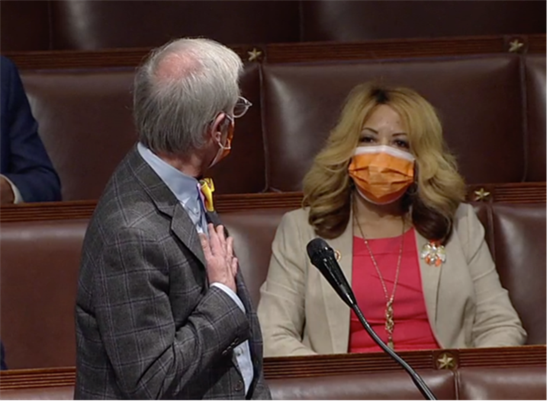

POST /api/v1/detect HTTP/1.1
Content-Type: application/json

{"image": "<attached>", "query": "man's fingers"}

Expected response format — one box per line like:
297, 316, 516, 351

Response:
207, 224, 222, 254
231, 256, 238, 276
226, 236, 234, 256
199, 233, 212, 259
216, 225, 227, 251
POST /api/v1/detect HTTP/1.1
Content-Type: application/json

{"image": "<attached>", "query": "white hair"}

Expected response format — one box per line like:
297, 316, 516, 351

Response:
133, 38, 243, 155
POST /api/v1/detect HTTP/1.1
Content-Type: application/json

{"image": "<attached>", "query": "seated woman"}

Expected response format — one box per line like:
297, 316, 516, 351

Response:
257, 82, 526, 357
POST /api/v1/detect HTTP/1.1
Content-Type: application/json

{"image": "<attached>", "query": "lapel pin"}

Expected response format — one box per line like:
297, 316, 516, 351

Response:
421, 241, 446, 267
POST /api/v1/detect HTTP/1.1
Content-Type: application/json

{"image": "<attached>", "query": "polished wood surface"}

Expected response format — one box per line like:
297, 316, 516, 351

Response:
0, 183, 545, 223
4, 34, 545, 70
0, 345, 545, 390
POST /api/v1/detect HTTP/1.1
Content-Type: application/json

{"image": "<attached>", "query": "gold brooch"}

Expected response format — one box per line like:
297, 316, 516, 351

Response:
421, 241, 446, 267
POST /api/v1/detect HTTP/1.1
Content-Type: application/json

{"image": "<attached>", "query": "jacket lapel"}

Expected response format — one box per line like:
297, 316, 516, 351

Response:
171, 205, 207, 268
319, 213, 354, 354
127, 146, 207, 268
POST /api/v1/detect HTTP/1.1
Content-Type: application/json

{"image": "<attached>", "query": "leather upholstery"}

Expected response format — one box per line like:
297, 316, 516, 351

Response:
20, 64, 264, 200
269, 370, 455, 400
490, 204, 546, 345
1, 1, 544, 51
50, 0, 300, 50
524, 55, 547, 181
15, 53, 546, 199
262, 56, 524, 191
22, 69, 136, 201
0, 1, 50, 51
0, 203, 544, 370
0, 219, 87, 369
222, 208, 290, 308
457, 366, 547, 400
301, 1, 546, 42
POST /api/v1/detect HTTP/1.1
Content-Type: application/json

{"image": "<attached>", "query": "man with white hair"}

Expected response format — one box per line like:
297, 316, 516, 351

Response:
74, 38, 271, 400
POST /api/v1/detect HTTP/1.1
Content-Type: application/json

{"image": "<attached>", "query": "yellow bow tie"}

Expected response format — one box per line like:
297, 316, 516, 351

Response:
199, 178, 215, 212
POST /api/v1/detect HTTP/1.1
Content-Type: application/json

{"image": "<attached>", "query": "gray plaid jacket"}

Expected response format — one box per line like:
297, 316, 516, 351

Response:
74, 147, 271, 400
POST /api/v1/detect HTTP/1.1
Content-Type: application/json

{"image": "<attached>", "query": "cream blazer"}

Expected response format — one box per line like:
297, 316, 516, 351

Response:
257, 204, 526, 357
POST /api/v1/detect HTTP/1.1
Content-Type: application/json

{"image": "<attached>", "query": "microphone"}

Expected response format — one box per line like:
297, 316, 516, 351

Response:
306, 238, 437, 401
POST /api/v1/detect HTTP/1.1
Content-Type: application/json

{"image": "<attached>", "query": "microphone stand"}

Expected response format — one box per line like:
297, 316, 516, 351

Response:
351, 304, 437, 400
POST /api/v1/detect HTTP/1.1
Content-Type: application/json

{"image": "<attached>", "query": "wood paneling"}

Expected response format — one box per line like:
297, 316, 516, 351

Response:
0, 345, 545, 390
4, 35, 545, 71
0, 183, 545, 223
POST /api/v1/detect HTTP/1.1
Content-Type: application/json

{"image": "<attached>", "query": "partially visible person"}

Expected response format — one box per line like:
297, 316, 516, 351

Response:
0, 341, 6, 370
75, 38, 270, 399
1, 56, 61, 203
257, 82, 526, 357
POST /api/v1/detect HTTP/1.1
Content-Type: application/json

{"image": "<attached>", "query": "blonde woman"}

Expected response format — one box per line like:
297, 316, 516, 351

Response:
257, 83, 526, 357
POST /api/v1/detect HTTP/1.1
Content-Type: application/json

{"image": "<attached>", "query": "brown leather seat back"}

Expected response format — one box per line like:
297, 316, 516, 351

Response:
221, 208, 292, 308
524, 55, 546, 181
49, 1, 300, 50
457, 366, 546, 400
0, 1, 50, 51
262, 55, 524, 191
0, 202, 544, 370
0, 219, 88, 369
490, 203, 546, 345
268, 369, 456, 400
301, 1, 545, 42
20, 64, 265, 200
22, 69, 136, 201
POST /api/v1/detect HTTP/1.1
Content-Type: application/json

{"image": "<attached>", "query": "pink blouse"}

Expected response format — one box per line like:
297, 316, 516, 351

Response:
348, 228, 440, 353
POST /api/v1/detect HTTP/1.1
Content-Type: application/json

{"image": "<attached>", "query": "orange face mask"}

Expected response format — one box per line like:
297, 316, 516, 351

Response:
348, 145, 415, 205
208, 115, 234, 168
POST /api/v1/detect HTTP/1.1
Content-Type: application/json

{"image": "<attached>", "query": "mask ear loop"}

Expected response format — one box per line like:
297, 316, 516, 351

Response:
401, 160, 418, 219
408, 160, 420, 196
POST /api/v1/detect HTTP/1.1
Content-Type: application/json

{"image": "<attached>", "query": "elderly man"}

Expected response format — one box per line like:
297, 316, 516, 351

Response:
75, 38, 270, 400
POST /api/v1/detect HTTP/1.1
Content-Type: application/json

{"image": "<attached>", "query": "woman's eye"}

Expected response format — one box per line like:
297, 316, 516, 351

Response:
395, 140, 409, 149
359, 136, 375, 143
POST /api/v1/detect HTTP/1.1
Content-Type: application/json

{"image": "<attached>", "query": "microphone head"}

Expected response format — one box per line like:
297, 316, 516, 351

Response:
306, 238, 334, 263
306, 237, 357, 308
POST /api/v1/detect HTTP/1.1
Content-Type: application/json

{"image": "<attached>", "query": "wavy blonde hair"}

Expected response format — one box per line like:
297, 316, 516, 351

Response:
303, 82, 466, 243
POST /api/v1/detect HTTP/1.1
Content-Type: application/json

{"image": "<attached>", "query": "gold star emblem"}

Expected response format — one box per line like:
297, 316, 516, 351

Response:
247, 48, 263, 62
437, 353, 456, 370
473, 188, 491, 201
508, 39, 524, 53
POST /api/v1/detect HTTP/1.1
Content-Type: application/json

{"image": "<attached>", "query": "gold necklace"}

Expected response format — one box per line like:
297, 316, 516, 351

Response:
353, 209, 405, 350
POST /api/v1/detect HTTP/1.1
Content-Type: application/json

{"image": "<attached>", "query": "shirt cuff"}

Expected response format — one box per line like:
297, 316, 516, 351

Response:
1, 175, 23, 203
211, 282, 246, 313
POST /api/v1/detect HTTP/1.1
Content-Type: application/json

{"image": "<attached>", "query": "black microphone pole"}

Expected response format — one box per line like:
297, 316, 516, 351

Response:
351, 304, 436, 400
307, 238, 436, 400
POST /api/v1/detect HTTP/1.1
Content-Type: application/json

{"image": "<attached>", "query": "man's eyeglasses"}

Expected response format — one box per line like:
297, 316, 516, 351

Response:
232, 96, 252, 119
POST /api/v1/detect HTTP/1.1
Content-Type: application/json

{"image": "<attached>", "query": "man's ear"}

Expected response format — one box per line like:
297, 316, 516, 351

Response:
209, 113, 227, 141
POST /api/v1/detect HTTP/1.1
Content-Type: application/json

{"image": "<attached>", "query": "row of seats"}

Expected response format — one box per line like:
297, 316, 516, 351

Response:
18, 52, 547, 200
2, 1, 545, 51
0, 201, 545, 369
1, 366, 546, 399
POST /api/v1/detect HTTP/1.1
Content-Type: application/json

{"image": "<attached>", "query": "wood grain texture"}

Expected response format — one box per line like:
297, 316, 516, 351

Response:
4, 35, 545, 70
0, 183, 545, 223
0, 346, 545, 389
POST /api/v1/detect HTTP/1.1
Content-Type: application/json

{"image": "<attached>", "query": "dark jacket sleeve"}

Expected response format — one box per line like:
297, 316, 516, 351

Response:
0, 340, 7, 370
1, 56, 61, 202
